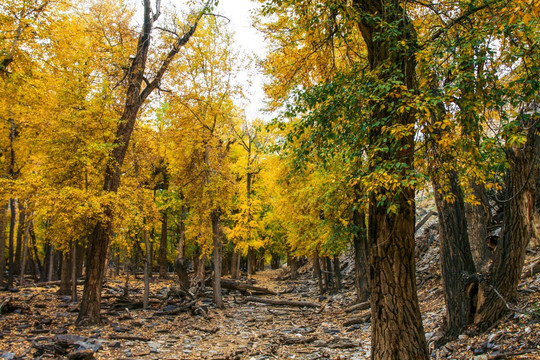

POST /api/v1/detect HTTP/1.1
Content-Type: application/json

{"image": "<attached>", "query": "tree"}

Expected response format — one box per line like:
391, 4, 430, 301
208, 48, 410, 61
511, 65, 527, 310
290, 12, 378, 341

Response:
77, 0, 215, 325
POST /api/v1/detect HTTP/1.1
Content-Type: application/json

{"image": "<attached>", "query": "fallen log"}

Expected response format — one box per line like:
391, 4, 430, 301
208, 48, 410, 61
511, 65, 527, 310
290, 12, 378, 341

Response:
280, 335, 317, 345
522, 257, 540, 279
220, 279, 277, 295
245, 296, 320, 308
344, 301, 370, 313
107, 334, 150, 341
415, 210, 437, 232
344, 314, 371, 326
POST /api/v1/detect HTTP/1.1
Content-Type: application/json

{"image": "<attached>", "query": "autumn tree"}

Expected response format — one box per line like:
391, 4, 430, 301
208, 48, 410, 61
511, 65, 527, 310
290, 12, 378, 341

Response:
77, 0, 216, 325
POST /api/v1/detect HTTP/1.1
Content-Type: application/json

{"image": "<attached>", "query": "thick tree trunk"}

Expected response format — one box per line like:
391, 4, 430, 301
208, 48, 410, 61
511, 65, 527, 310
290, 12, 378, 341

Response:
432, 172, 477, 340
231, 249, 241, 279
353, 208, 369, 302
474, 120, 537, 329
465, 184, 491, 271
211, 210, 223, 308
0, 202, 8, 284
59, 249, 72, 295
352, 0, 428, 357
426, 97, 477, 341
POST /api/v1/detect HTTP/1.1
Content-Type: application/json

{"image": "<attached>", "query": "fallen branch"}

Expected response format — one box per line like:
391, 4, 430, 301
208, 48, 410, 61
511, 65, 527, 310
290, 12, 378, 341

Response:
245, 296, 320, 308
489, 349, 533, 359
220, 279, 277, 295
107, 334, 150, 341
344, 301, 370, 313
280, 335, 317, 345
415, 211, 437, 232
344, 314, 371, 326
521, 257, 540, 279
191, 325, 220, 333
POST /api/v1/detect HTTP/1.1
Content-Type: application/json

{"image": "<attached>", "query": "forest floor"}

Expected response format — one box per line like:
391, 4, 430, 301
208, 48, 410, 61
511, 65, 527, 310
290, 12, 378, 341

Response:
0, 249, 539, 359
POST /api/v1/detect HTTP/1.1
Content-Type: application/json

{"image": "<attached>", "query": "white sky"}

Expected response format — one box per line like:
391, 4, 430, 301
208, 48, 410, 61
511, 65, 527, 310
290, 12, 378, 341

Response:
215, 0, 270, 121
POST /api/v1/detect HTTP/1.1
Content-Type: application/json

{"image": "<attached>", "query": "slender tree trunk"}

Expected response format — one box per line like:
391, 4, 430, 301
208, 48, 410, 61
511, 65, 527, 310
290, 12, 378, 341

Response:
474, 120, 537, 329
325, 257, 333, 290
247, 247, 256, 275
211, 210, 223, 308
59, 248, 71, 295
18, 221, 29, 287
143, 224, 151, 309
29, 225, 44, 281
0, 202, 8, 284
7, 198, 16, 288
313, 255, 324, 294
47, 243, 54, 282
353, 207, 370, 302
72, 241, 77, 302
14, 201, 25, 275
333, 254, 341, 291
159, 211, 168, 279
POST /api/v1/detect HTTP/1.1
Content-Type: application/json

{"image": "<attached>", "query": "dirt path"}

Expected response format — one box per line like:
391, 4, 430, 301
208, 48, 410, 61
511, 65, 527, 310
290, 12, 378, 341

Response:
1, 264, 539, 359
0, 270, 371, 359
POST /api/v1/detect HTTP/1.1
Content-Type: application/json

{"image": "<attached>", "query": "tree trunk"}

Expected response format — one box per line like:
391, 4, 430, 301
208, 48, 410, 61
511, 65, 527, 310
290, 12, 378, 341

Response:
333, 254, 341, 291
325, 257, 333, 290
432, 172, 477, 340
352, 0, 428, 357
0, 202, 8, 284
314, 255, 324, 294
7, 198, 16, 288
353, 208, 370, 302
247, 247, 256, 275
47, 242, 55, 283
143, 224, 151, 309
59, 249, 71, 295
195, 251, 206, 284
426, 96, 478, 341
465, 184, 491, 272
14, 201, 25, 276
18, 221, 29, 287
29, 225, 44, 281
211, 210, 223, 308
159, 211, 168, 279
288, 254, 298, 280
474, 119, 537, 329
72, 241, 78, 302
231, 249, 241, 279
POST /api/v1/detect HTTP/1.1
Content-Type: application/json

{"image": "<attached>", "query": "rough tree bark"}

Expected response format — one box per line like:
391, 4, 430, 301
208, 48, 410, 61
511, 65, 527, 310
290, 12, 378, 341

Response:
0, 202, 7, 284
211, 210, 223, 308
159, 211, 169, 279
351, 0, 429, 358
352, 207, 369, 302
14, 201, 25, 275
77, 0, 210, 325
426, 97, 477, 341
474, 116, 537, 329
